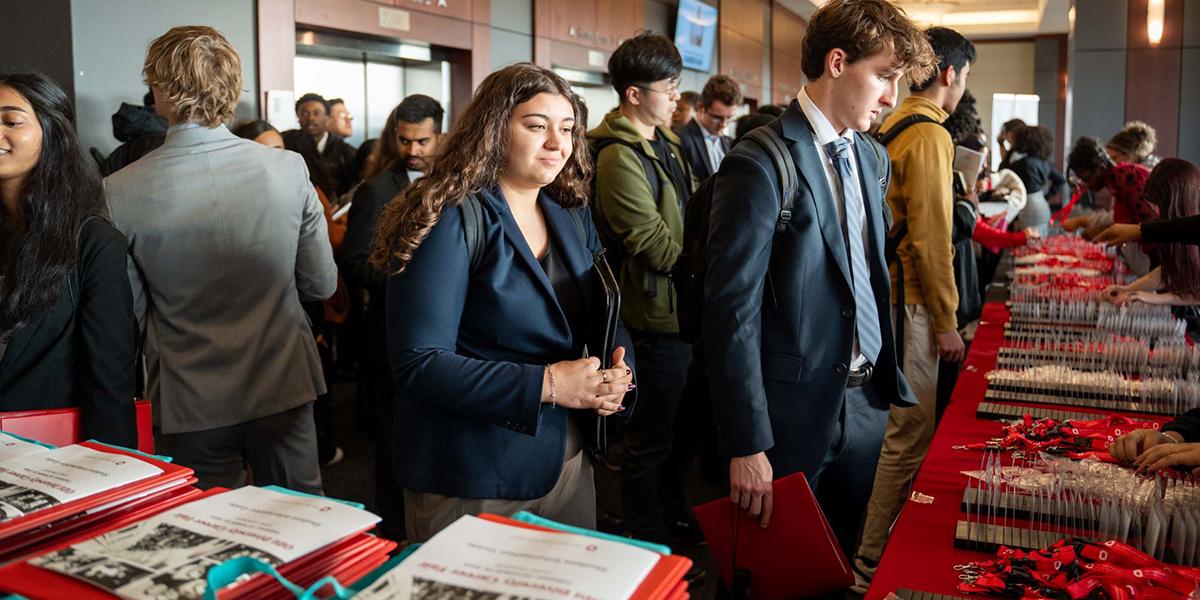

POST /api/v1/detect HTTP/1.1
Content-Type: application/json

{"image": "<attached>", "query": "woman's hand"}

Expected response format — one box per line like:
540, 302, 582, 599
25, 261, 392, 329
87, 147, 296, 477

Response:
1095, 223, 1141, 246
1109, 428, 1173, 462
1135, 442, 1200, 473
1098, 285, 1130, 304
543, 350, 633, 416
1062, 215, 1089, 233
1022, 227, 1041, 241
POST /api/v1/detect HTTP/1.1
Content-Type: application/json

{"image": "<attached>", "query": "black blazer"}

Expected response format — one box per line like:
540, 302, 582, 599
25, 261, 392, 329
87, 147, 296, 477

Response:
701, 100, 916, 477
386, 187, 633, 500
678, 119, 732, 182
282, 130, 360, 196
342, 163, 411, 368
0, 218, 138, 447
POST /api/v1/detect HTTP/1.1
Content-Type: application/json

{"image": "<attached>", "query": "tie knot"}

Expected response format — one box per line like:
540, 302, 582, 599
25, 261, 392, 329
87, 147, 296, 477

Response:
824, 137, 850, 161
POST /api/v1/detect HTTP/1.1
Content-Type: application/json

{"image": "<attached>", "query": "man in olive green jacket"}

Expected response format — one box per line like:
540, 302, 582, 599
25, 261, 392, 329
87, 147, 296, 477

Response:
587, 32, 698, 546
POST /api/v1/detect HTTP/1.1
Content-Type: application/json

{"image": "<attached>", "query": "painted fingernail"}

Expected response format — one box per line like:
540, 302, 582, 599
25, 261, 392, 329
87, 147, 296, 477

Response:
617, 405, 626, 412
626, 368, 632, 375
628, 384, 637, 391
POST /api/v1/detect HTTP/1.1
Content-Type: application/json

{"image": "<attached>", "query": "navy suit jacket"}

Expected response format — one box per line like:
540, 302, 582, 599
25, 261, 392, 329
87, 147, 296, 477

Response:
386, 187, 631, 499
678, 119, 732, 182
701, 101, 916, 479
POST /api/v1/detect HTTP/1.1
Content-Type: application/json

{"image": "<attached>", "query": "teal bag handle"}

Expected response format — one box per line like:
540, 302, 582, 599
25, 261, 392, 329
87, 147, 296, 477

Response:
203, 556, 352, 600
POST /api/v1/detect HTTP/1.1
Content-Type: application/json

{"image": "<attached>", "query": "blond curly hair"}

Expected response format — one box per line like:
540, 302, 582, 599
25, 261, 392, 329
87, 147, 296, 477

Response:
143, 26, 242, 127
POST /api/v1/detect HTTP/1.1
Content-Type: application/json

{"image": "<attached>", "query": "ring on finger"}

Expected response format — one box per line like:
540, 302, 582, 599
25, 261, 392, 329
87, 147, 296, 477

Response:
602, 370, 610, 383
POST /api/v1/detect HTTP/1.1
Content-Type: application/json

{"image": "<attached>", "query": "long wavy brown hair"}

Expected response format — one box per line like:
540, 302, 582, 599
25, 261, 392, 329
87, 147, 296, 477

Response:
1144, 158, 1200, 297
370, 63, 591, 274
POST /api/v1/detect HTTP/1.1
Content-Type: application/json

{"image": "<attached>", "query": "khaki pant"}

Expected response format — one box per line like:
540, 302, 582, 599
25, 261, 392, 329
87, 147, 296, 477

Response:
403, 424, 595, 543
856, 304, 940, 562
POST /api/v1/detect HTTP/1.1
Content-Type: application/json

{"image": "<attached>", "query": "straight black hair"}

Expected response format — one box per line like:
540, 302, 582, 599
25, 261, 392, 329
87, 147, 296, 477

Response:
295, 92, 330, 114
911, 27, 976, 92
0, 72, 106, 337
232, 119, 278, 141
394, 94, 445, 134
608, 31, 682, 103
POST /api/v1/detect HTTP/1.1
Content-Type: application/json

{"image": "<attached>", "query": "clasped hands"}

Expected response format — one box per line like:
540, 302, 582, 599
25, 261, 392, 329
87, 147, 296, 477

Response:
543, 346, 633, 416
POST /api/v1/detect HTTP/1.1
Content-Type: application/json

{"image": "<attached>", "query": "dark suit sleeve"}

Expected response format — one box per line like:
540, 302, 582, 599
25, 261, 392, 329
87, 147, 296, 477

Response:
1163, 408, 1200, 443
1141, 215, 1200, 245
342, 181, 391, 290
386, 206, 545, 435
77, 221, 139, 447
701, 151, 779, 457
1047, 167, 1067, 199
952, 200, 978, 245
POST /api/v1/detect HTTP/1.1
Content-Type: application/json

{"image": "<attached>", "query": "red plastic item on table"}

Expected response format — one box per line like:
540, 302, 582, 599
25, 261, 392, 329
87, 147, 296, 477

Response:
0, 399, 154, 453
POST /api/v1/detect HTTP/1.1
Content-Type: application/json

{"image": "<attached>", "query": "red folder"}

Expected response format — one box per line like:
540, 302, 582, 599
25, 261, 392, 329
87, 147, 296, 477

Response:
0, 487, 393, 600
0, 441, 193, 542
693, 471, 853, 599
0, 399, 154, 453
476, 513, 693, 600
0, 483, 203, 565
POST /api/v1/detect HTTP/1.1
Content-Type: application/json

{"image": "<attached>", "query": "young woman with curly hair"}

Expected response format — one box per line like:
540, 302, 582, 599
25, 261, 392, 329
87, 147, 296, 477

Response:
371, 63, 633, 542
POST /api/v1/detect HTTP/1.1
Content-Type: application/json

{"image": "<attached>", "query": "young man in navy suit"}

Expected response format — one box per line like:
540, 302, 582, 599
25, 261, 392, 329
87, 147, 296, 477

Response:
678, 74, 740, 181
700, 0, 934, 575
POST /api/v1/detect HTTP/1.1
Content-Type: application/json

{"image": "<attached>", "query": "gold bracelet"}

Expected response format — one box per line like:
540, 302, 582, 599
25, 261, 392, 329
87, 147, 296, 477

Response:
548, 365, 557, 408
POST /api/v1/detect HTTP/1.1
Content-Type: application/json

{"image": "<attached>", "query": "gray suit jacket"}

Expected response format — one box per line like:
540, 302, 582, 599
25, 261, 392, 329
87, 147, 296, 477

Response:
105, 124, 338, 434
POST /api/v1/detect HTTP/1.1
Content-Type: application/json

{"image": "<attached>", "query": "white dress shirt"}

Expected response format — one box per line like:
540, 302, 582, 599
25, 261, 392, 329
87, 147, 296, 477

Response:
316, 131, 329, 154
796, 86, 870, 368
700, 124, 726, 173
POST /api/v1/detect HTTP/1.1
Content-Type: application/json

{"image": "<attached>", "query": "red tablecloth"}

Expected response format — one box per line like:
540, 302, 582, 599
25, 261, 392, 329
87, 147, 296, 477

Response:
864, 302, 1165, 599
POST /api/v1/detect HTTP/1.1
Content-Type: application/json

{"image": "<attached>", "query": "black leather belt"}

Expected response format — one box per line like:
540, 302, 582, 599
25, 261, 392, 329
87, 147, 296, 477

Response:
847, 362, 874, 388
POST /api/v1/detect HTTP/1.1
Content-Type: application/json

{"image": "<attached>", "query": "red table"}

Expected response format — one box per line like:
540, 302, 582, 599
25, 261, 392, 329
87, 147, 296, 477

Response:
864, 302, 1165, 599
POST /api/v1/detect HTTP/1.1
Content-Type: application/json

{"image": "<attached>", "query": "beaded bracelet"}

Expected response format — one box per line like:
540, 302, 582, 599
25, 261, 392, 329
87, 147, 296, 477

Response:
547, 365, 557, 408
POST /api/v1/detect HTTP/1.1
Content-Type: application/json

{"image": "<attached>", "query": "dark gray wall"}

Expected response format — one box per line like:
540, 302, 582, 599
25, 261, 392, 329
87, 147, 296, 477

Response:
0, 0, 75, 101
71, 0, 259, 156
1034, 36, 1061, 162
491, 0, 533, 70
1179, 0, 1200, 163
1068, 0, 1126, 149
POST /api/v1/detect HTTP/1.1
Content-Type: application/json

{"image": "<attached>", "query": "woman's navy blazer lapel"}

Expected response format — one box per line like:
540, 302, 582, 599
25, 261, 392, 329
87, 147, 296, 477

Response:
476, 188, 596, 347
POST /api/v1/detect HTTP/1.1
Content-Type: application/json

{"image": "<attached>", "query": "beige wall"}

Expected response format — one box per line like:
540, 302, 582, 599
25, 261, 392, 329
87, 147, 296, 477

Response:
970, 41, 1037, 151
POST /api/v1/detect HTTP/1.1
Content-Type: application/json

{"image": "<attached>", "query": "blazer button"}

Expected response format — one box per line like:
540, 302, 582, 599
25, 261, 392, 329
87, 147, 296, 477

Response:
842, 307, 853, 318
835, 363, 848, 374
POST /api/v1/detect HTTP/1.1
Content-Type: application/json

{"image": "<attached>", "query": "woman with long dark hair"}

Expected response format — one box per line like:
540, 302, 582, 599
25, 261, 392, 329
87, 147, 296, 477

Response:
1009, 125, 1066, 234
1102, 159, 1200, 307
371, 63, 633, 542
0, 72, 137, 445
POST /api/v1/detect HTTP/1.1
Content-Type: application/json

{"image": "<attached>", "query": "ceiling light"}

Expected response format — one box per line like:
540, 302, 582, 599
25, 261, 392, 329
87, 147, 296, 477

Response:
1147, 0, 1165, 45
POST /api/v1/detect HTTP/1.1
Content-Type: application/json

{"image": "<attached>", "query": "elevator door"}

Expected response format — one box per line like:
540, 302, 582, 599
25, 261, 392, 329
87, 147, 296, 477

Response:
293, 54, 450, 147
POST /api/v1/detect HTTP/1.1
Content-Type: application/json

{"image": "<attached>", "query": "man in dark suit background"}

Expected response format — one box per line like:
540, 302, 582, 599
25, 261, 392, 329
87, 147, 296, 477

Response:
284, 93, 359, 196
341, 94, 443, 541
677, 75, 740, 182
700, 0, 933, 572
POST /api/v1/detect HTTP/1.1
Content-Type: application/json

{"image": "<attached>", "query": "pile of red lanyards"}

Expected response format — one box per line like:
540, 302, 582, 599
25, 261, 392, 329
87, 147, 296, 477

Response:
956, 539, 1200, 599
962, 414, 1163, 463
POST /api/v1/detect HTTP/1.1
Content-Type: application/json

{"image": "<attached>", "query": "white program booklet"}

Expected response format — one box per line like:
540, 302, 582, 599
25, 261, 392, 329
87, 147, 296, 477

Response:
356, 515, 660, 600
0, 444, 162, 522
31, 486, 380, 600
0, 432, 52, 463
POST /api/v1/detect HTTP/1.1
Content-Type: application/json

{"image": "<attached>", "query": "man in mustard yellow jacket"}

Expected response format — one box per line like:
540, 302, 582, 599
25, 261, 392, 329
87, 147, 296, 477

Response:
855, 26, 976, 588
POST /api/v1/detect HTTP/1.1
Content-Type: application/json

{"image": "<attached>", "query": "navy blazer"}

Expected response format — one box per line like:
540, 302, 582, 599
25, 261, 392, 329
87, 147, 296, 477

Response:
701, 101, 916, 479
678, 119, 732, 182
386, 187, 630, 500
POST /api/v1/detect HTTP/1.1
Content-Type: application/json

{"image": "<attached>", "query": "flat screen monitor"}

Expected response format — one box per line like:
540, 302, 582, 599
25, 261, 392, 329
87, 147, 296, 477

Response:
674, 0, 718, 72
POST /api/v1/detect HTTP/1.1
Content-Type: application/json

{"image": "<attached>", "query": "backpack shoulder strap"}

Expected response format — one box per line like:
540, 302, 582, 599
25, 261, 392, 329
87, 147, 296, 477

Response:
744, 127, 798, 234
876, 113, 940, 147
593, 138, 660, 204
461, 194, 485, 275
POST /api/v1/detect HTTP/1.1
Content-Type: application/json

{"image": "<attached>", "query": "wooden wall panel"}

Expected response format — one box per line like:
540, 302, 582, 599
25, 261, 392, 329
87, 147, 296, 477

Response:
295, 0, 474, 50
257, 0, 297, 117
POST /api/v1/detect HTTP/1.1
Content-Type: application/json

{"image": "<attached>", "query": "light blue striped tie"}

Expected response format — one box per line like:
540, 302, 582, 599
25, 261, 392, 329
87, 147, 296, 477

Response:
824, 138, 882, 364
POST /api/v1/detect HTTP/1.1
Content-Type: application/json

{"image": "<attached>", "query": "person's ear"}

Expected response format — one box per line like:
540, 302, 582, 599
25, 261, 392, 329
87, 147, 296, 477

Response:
942, 65, 957, 88
624, 85, 642, 107
827, 48, 847, 78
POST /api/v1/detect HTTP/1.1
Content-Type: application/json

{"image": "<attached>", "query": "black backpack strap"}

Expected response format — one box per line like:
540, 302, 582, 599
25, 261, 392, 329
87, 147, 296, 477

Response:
461, 194, 485, 275
876, 114, 940, 147
744, 127, 798, 234
594, 138, 660, 205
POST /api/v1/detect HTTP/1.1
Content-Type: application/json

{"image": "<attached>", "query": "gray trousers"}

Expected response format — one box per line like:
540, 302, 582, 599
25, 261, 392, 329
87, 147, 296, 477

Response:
157, 401, 323, 495
403, 424, 595, 543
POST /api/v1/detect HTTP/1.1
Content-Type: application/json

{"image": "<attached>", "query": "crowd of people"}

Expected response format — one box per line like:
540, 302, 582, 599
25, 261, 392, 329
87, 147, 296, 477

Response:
2, 0, 1199, 595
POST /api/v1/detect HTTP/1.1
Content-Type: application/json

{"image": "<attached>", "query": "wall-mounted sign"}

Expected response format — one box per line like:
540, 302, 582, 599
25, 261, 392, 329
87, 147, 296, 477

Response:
588, 50, 605, 68
379, 7, 412, 31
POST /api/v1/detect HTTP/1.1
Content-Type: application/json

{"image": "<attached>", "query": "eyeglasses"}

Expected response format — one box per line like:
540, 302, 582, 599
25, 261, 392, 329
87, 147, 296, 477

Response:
634, 79, 680, 97
706, 114, 735, 123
